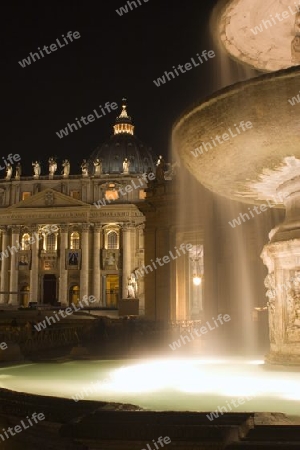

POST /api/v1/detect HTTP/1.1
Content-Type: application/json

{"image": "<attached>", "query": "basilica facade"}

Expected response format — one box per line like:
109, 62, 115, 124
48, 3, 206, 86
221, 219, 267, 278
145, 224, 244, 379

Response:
0, 102, 156, 313
0, 101, 277, 328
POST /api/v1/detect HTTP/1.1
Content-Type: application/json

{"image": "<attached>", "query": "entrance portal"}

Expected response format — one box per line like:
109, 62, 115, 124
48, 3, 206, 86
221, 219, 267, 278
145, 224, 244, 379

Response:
105, 275, 119, 308
43, 274, 57, 305
69, 285, 80, 305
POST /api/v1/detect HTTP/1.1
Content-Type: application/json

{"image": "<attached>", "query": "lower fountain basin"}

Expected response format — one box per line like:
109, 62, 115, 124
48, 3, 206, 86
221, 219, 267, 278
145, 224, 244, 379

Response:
1, 358, 299, 419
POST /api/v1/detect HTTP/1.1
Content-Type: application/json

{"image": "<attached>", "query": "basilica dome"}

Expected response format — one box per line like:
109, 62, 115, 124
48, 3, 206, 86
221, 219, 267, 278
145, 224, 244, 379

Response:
88, 100, 156, 175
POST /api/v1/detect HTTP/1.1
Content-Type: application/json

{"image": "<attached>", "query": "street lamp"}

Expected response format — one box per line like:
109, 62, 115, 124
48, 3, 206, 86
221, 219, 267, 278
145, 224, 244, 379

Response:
189, 245, 203, 286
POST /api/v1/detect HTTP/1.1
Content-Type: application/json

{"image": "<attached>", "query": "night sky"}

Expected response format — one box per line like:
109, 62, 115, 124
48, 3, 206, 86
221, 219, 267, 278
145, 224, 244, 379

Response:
3, 0, 232, 175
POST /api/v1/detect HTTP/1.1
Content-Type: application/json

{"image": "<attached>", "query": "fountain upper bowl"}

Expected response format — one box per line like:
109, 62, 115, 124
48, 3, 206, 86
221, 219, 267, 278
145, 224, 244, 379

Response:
172, 65, 300, 206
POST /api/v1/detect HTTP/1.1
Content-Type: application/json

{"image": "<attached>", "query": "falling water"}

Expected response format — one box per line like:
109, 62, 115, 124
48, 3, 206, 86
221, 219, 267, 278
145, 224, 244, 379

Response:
171, 4, 284, 355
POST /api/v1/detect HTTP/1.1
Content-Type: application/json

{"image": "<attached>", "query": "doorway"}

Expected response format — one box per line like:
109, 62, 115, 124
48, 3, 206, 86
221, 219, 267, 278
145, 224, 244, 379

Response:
69, 285, 80, 305
43, 274, 57, 305
105, 275, 119, 308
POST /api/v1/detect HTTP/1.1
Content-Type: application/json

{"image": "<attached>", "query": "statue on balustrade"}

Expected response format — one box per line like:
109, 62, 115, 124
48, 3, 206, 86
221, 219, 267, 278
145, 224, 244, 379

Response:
48, 157, 57, 179
5, 164, 12, 181
32, 161, 41, 179
93, 158, 102, 176
15, 163, 21, 180
81, 159, 89, 177
62, 159, 70, 178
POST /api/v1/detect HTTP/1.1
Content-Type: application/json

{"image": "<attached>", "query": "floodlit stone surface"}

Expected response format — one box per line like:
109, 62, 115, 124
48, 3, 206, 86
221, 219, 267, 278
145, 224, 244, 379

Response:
215, 0, 300, 71
173, 65, 300, 365
173, 65, 300, 207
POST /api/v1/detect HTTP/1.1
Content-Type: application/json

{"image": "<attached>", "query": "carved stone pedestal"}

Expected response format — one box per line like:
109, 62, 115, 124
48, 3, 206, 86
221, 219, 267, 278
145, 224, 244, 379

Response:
261, 177, 300, 364
262, 242, 300, 364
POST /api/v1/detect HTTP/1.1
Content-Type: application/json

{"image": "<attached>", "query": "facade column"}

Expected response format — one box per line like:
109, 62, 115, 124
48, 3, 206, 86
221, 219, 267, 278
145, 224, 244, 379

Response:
137, 224, 145, 314
93, 224, 102, 304
29, 226, 39, 303
0, 227, 9, 304
9, 226, 21, 305
122, 223, 134, 299
155, 226, 172, 321
59, 224, 68, 304
80, 224, 90, 300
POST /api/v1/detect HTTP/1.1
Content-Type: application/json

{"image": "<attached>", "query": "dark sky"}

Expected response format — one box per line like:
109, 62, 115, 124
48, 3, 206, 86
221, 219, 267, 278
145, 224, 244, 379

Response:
3, 0, 226, 175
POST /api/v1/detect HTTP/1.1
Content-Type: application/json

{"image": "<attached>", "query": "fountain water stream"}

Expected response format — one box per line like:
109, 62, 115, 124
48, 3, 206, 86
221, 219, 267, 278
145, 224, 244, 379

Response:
173, 0, 300, 365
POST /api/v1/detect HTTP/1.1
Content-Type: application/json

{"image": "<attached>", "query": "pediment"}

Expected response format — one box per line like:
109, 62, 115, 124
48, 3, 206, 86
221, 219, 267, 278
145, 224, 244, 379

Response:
8, 189, 89, 209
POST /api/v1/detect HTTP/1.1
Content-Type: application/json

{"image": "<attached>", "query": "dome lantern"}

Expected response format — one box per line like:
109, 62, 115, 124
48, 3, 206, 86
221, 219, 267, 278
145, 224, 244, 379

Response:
113, 98, 134, 136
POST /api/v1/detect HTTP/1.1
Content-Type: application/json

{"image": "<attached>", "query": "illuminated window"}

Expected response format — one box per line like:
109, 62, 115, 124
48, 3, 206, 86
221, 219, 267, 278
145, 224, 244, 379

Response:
70, 191, 81, 200
21, 233, 31, 250
105, 190, 119, 201
139, 189, 146, 200
22, 192, 31, 201
70, 231, 80, 249
46, 233, 56, 252
107, 231, 118, 249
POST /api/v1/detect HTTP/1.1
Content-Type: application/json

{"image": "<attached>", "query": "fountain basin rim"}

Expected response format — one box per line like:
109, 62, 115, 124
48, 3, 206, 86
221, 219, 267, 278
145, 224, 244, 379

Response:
173, 65, 300, 132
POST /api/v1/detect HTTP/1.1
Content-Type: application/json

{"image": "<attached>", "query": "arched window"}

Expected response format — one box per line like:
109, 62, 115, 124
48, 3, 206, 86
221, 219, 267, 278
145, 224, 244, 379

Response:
21, 233, 31, 250
70, 231, 80, 249
47, 233, 56, 252
107, 231, 118, 249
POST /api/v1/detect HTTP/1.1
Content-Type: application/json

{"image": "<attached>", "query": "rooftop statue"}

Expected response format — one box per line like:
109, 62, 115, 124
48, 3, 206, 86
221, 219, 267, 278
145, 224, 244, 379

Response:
62, 159, 70, 178
81, 159, 89, 177
15, 163, 21, 180
93, 158, 102, 176
5, 164, 13, 181
48, 157, 57, 179
32, 161, 41, 179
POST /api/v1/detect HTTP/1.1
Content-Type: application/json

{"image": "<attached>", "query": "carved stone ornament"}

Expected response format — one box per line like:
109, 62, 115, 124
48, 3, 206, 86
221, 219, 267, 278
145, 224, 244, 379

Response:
44, 191, 54, 206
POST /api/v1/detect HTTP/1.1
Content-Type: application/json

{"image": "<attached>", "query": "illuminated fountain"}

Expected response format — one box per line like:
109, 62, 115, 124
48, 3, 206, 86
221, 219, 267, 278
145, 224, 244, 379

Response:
2, 5, 300, 436
215, 0, 300, 71
173, 0, 300, 364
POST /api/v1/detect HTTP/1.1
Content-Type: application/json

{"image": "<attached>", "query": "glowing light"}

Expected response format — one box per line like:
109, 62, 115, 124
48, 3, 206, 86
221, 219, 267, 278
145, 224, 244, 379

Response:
0, 359, 299, 416
193, 275, 202, 286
